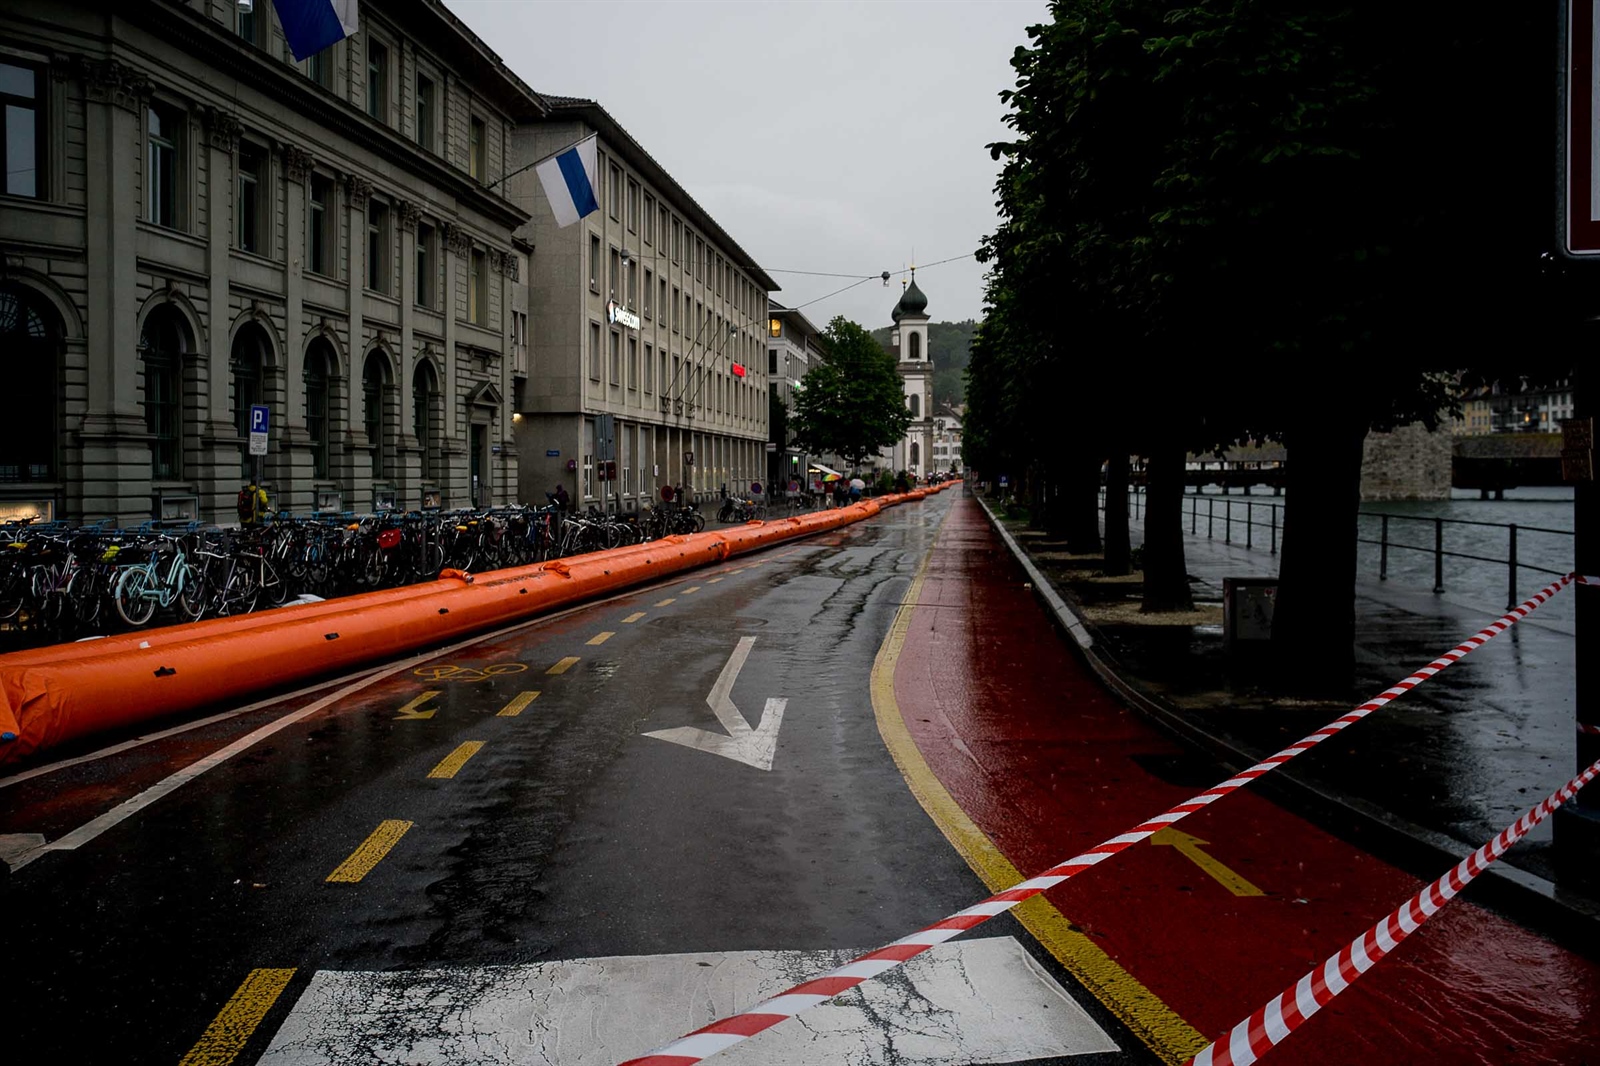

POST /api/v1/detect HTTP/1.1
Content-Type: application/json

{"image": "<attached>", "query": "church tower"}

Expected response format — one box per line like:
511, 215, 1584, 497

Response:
889, 271, 934, 477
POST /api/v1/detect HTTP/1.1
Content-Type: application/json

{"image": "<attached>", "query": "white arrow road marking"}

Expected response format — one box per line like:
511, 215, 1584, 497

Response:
256, 936, 1118, 1065
643, 636, 787, 770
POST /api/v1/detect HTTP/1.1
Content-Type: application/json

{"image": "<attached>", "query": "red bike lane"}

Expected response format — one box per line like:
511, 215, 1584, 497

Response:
892, 493, 1600, 1065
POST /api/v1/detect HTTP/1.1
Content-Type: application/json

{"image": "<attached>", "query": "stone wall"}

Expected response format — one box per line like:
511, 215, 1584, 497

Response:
1360, 421, 1452, 500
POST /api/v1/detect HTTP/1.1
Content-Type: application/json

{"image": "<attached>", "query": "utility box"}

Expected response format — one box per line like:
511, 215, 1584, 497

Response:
1224, 577, 1278, 647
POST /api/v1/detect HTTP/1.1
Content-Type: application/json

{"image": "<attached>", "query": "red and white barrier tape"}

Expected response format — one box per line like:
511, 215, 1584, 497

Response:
1187, 756, 1600, 1066
615, 574, 1578, 1066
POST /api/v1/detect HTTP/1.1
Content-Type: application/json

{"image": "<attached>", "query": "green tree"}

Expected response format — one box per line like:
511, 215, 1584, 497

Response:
790, 316, 912, 469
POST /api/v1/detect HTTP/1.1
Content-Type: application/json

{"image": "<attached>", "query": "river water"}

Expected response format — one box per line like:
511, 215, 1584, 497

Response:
1176, 486, 1576, 631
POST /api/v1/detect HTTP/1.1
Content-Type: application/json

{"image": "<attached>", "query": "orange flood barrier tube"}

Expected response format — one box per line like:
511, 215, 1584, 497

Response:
0, 483, 954, 762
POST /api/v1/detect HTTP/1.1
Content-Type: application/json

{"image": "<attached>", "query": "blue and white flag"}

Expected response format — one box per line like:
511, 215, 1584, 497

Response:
273, 0, 360, 63
534, 135, 599, 228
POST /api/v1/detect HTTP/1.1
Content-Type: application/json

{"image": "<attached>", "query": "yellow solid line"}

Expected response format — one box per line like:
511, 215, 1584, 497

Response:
326, 820, 413, 883
427, 741, 485, 779
587, 631, 614, 646
178, 968, 297, 1066
870, 529, 1208, 1065
547, 656, 580, 675
654, 598, 676, 607
622, 611, 647, 624
683, 586, 702, 594
497, 691, 539, 717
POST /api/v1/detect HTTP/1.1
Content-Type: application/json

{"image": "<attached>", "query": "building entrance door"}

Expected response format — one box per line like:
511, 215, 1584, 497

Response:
470, 423, 486, 507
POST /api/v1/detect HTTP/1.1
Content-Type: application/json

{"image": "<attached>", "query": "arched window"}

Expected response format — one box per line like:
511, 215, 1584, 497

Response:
304, 341, 334, 479
908, 393, 921, 419
363, 350, 393, 480
910, 441, 920, 468
908, 332, 921, 360
142, 305, 191, 479
232, 323, 269, 477
413, 360, 441, 482
0, 285, 60, 483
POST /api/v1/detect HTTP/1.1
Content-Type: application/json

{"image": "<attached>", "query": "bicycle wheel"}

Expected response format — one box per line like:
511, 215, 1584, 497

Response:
690, 511, 706, 533
258, 558, 288, 606
176, 562, 206, 621
224, 565, 259, 615
113, 567, 158, 627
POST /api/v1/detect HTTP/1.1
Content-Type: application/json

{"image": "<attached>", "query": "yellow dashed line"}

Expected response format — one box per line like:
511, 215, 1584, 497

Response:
326, 820, 413, 883
497, 691, 539, 717
587, 631, 615, 646
870, 532, 1207, 1065
683, 586, 702, 594
622, 612, 647, 623
547, 656, 580, 675
655, 598, 676, 607
427, 741, 485, 779
178, 968, 297, 1066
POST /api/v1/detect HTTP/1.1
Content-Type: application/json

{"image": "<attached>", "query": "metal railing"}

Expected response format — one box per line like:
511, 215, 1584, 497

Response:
1103, 489, 1573, 610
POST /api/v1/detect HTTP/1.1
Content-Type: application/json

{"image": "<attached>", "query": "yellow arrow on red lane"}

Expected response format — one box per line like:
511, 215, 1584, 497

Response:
395, 692, 440, 720
1150, 827, 1264, 897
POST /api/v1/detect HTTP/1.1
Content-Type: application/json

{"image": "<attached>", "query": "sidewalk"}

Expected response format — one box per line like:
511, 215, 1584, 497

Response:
976, 488, 1600, 937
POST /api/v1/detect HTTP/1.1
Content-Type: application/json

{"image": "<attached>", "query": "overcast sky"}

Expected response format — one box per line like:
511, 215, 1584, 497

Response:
444, 0, 1048, 330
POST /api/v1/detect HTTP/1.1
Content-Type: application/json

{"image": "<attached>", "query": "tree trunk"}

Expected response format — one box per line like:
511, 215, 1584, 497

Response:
1064, 454, 1103, 555
1271, 411, 1370, 692
1104, 451, 1131, 575
1141, 441, 1193, 612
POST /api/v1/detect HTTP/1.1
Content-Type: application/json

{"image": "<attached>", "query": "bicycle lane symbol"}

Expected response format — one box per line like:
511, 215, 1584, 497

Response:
413, 663, 529, 684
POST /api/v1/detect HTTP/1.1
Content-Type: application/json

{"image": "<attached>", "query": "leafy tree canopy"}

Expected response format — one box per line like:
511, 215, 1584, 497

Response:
790, 317, 913, 468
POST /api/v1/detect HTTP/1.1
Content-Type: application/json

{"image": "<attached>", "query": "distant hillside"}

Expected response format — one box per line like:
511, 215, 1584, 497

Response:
871, 319, 977, 410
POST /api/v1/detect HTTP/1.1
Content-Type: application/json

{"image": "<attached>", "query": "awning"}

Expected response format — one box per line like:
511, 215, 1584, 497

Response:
809, 463, 843, 478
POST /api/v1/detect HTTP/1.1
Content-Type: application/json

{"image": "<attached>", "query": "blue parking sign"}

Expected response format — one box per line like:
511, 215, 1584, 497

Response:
250, 404, 270, 434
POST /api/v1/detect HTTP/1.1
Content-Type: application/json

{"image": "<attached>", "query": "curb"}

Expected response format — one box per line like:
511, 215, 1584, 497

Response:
969, 488, 1600, 959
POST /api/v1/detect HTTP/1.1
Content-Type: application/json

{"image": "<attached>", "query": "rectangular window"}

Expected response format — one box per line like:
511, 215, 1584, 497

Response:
672, 286, 680, 333
308, 174, 331, 275
644, 269, 653, 318
237, 5, 264, 46
643, 194, 655, 245
716, 256, 724, 295
672, 219, 681, 262
1, 61, 43, 199
769, 317, 782, 338
628, 336, 638, 390
416, 74, 435, 152
644, 343, 654, 393
236, 142, 264, 254
306, 48, 332, 89
609, 330, 621, 385
590, 234, 601, 291
660, 279, 668, 327
470, 248, 487, 325
469, 115, 487, 180
589, 321, 602, 381
367, 200, 390, 293
628, 258, 638, 307
608, 163, 622, 218
146, 103, 180, 228
627, 179, 639, 232
769, 349, 778, 375
415, 222, 435, 307
609, 247, 620, 299
367, 40, 389, 121
660, 349, 668, 395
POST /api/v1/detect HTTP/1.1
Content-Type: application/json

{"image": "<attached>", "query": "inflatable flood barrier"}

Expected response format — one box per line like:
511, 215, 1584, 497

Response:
0, 484, 953, 764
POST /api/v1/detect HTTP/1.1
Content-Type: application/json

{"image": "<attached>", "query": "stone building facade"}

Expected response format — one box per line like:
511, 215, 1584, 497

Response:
766, 301, 825, 488
0, 0, 536, 524
509, 98, 777, 508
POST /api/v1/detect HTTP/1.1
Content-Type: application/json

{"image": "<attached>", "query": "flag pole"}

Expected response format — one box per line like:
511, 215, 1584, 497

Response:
488, 133, 596, 193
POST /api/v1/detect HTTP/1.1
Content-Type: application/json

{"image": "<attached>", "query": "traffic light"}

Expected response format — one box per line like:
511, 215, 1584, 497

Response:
791, 455, 799, 467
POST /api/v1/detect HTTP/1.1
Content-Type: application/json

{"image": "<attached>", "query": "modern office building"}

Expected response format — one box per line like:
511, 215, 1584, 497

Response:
508, 98, 778, 508
0, 0, 536, 524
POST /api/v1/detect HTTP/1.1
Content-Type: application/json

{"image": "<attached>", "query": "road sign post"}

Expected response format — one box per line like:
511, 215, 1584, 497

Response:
248, 404, 269, 484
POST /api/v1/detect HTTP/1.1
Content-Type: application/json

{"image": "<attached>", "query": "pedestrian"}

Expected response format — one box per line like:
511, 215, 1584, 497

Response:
551, 483, 571, 510
236, 479, 269, 527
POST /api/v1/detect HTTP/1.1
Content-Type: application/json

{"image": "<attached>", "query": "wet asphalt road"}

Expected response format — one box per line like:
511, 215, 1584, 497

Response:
0, 493, 1153, 1066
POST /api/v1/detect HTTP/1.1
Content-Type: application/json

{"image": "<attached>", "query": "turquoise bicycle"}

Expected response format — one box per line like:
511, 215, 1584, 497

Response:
112, 536, 204, 627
